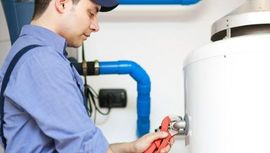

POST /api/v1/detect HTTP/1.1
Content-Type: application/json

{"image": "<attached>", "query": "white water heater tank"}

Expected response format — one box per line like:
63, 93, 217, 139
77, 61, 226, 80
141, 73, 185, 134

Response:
183, 0, 270, 152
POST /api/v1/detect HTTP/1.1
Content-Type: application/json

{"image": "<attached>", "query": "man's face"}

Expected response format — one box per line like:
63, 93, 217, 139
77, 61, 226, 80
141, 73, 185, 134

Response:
60, 0, 100, 47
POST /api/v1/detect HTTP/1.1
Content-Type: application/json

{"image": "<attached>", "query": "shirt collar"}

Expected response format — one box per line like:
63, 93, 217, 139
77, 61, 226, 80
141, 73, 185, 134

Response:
20, 24, 68, 56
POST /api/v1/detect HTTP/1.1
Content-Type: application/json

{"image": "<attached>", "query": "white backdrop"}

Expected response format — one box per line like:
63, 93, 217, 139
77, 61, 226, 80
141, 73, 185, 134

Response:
0, 0, 246, 152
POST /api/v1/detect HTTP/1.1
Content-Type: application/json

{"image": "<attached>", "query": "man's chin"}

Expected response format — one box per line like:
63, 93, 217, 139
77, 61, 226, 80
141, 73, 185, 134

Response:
67, 41, 83, 48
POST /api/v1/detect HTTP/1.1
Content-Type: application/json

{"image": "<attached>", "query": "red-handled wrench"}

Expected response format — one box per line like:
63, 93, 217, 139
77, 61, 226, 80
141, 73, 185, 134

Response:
144, 116, 176, 153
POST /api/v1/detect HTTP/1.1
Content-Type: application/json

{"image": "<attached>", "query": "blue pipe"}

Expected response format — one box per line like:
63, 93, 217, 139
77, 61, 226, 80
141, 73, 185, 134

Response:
99, 61, 151, 137
119, 0, 200, 5
1, 0, 34, 44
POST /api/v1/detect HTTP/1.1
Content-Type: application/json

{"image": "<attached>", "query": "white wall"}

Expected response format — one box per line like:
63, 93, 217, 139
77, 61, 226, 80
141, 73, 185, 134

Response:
0, 0, 246, 152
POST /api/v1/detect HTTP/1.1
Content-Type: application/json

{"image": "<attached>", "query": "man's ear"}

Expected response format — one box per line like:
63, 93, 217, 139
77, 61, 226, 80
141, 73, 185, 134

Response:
55, 0, 69, 13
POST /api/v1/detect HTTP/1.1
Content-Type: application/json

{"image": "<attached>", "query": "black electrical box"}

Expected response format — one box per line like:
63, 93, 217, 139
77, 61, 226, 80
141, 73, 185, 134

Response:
98, 89, 127, 108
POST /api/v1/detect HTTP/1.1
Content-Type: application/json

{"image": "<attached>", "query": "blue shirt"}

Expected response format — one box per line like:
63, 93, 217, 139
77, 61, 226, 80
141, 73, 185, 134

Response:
0, 25, 109, 153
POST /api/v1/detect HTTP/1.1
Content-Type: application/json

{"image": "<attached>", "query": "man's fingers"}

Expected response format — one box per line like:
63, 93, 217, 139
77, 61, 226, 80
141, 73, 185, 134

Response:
144, 131, 168, 142
160, 137, 174, 153
160, 143, 172, 153
170, 137, 175, 145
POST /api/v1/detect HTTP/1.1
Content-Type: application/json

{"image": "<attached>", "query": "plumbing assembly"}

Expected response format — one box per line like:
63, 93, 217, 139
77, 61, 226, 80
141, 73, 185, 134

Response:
4, 0, 270, 153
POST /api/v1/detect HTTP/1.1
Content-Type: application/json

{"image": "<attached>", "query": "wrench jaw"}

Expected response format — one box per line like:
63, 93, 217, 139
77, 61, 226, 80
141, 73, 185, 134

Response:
167, 116, 182, 136
154, 115, 189, 136
144, 115, 189, 153
161, 115, 189, 136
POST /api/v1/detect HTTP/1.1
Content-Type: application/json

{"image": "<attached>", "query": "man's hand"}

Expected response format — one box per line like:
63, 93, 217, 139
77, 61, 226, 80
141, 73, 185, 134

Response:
109, 131, 175, 153
131, 131, 175, 153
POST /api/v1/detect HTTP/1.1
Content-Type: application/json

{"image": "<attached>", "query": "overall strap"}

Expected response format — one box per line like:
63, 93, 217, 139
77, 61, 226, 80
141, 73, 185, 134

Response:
0, 45, 41, 148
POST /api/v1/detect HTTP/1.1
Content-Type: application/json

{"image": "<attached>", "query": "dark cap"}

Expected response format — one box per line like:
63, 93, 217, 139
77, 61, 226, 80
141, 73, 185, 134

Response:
93, 0, 119, 12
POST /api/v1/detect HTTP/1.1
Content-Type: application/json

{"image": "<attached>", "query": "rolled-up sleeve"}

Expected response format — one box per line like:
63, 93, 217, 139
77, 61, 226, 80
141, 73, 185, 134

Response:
5, 46, 109, 153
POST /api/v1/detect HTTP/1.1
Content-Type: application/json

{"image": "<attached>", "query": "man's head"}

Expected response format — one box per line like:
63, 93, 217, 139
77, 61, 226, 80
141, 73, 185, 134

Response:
32, 0, 118, 47
32, 0, 118, 20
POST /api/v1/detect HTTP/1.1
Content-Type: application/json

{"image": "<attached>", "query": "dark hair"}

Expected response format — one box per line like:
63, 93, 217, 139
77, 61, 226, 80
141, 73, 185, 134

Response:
32, 0, 80, 19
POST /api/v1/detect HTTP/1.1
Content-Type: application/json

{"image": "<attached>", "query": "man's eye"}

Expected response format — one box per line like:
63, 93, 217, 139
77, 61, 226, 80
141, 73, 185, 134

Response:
88, 13, 94, 17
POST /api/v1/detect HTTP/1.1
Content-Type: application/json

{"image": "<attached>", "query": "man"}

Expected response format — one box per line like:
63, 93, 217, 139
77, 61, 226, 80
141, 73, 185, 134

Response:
0, 0, 174, 152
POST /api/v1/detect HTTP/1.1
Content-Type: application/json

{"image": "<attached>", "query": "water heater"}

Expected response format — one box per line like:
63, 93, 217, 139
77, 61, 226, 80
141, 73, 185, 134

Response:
184, 0, 270, 152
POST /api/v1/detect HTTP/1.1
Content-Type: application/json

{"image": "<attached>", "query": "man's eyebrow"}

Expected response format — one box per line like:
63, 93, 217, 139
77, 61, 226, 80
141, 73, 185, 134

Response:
87, 7, 99, 13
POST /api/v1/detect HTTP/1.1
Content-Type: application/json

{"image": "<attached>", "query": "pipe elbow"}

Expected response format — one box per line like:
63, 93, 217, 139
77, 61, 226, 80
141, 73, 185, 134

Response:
125, 61, 151, 85
99, 60, 151, 85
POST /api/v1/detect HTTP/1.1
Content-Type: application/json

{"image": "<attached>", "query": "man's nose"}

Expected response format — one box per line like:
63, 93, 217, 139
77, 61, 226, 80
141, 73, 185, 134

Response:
90, 19, 99, 32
